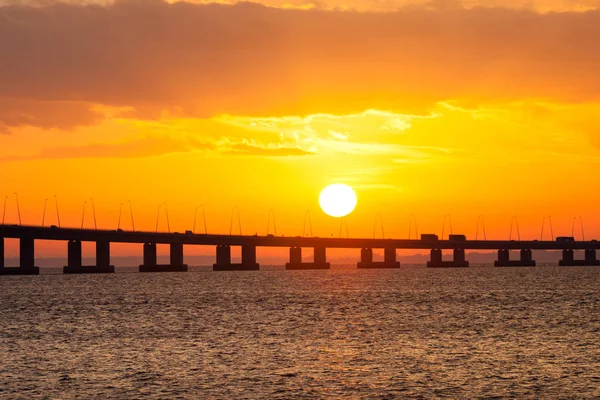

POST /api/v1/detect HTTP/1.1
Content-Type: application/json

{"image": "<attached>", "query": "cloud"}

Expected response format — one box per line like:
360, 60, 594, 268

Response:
0, 97, 104, 133
219, 138, 315, 156
0, 135, 215, 161
2, 1, 600, 129
0, 131, 314, 162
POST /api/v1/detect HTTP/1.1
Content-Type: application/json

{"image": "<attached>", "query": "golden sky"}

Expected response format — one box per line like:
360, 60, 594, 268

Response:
2, 0, 600, 257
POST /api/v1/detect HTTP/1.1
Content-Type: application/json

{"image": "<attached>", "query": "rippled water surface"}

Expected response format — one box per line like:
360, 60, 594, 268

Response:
1, 265, 599, 399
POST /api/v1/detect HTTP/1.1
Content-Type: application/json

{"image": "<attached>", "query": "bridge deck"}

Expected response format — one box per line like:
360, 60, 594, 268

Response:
1, 224, 597, 250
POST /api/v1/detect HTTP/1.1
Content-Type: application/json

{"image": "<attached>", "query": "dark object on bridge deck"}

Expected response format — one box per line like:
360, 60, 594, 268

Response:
286, 246, 331, 270
63, 240, 115, 274
449, 234, 467, 241
214, 244, 260, 271
420, 234, 438, 241
559, 249, 600, 266
357, 248, 400, 269
556, 236, 575, 242
494, 249, 536, 267
427, 249, 469, 268
0, 237, 40, 275
139, 243, 188, 272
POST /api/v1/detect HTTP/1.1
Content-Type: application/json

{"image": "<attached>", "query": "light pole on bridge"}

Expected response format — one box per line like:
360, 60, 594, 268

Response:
2, 195, 7, 225
193, 204, 208, 234
475, 215, 487, 240
302, 209, 313, 237
54, 195, 61, 228
441, 214, 453, 240
14, 192, 22, 226
81, 201, 87, 229
373, 212, 384, 239
128, 200, 135, 232
572, 216, 585, 241
408, 213, 419, 239
164, 203, 171, 233
155, 204, 161, 233
90, 198, 97, 230
42, 198, 48, 227
117, 203, 123, 230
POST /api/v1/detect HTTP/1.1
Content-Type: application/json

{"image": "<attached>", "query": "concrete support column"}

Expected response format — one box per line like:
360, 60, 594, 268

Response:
68, 240, 82, 268
242, 245, 256, 265
384, 248, 397, 264
521, 249, 533, 262
361, 248, 373, 264
143, 243, 157, 266
290, 247, 302, 264
498, 249, 509, 263
314, 247, 327, 264
0, 237, 4, 269
170, 243, 184, 266
20, 237, 35, 269
562, 249, 574, 262
430, 249, 442, 264
216, 245, 231, 265
96, 240, 110, 267
454, 249, 465, 263
585, 249, 597, 264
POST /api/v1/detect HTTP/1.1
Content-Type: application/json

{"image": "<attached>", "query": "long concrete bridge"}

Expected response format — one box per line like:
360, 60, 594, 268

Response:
1, 224, 598, 274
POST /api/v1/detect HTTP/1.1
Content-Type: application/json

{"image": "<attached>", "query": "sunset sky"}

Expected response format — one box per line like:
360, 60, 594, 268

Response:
2, 0, 600, 258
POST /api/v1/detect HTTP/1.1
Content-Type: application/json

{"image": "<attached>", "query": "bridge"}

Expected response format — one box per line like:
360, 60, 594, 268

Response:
1, 224, 599, 274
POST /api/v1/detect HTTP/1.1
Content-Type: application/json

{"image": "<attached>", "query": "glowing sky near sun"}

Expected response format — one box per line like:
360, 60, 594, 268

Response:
2, 0, 600, 257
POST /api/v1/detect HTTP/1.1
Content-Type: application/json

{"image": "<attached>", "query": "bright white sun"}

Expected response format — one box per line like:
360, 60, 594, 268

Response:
319, 184, 357, 218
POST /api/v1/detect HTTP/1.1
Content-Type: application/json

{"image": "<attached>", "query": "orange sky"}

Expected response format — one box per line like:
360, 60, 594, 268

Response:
2, 0, 600, 258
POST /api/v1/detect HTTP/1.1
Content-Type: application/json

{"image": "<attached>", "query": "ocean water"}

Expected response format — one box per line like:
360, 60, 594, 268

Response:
0, 265, 599, 399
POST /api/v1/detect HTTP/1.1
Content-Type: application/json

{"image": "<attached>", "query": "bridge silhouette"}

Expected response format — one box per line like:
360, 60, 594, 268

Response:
1, 224, 599, 275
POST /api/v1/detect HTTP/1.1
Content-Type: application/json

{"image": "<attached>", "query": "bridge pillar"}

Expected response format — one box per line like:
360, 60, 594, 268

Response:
64, 239, 115, 273
357, 248, 400, 269
559, 248, 600, 266
521, 249, 534, 264
585, 249, 597, 264
286, 246, 330, 270
427, 248, 469, 268
96, 241, 110, 267
170, 243, 185, 266
139, 242, 187, 272
494, 249, 536, 267
242, 245, 257, 266
216, 245, 231, 265
214, 245, 259, 271
67, 240, 82, 268
362, 248, 373, 263
1, 237, 40, 275
290, 247, 302, 264
498, 249, 509, 263
143, 243, 157, 266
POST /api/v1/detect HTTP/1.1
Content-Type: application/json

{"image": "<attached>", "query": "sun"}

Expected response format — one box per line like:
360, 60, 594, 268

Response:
319, 184, 357, 218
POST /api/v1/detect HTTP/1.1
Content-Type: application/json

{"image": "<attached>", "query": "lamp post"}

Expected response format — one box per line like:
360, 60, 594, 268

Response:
90, 198, 97, 230
117, 203, 123, 230
81, 201, 87, 229
54, 195, 61, 228
128, 200, 135, 232
42, 198, 48, 227
2, 195, 8, 225
155, 204, 161, 233
164, 203, 171, 233
14, 192, 22, 226
201, 205, 207, 234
